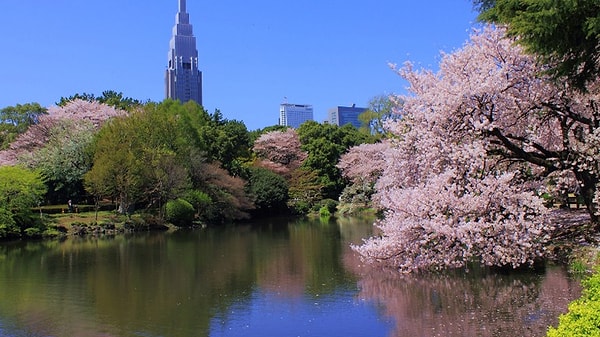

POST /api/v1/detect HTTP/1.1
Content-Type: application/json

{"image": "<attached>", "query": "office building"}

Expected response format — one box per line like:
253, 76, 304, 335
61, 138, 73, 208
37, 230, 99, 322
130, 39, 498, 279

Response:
327, 105, 367, 128
279, 103, 314, 129
165, 0, 203, 105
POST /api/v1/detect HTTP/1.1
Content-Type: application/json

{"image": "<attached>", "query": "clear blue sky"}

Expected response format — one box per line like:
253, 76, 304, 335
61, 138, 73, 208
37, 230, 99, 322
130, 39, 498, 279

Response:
0, 1, 478, 131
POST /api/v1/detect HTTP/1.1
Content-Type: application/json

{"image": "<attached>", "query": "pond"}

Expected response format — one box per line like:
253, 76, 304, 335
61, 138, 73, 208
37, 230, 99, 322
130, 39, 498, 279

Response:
0, 216, 581, 337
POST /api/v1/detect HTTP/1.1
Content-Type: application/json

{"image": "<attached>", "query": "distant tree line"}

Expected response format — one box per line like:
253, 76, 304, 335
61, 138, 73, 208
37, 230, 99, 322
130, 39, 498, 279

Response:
0, 94, 376, 238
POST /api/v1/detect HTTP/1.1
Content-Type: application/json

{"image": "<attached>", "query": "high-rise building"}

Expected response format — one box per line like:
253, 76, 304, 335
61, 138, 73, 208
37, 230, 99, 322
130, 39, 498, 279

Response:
327, 105, 367, 128
279, 103, 314, 129
165, 0, 203, 105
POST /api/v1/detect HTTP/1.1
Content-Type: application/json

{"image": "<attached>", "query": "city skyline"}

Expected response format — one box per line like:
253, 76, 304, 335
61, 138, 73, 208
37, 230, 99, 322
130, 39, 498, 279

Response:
0, 1, 479, 130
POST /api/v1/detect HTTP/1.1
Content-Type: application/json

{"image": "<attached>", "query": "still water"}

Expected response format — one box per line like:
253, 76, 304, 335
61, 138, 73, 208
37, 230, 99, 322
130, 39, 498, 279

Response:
0, 216, 581, 337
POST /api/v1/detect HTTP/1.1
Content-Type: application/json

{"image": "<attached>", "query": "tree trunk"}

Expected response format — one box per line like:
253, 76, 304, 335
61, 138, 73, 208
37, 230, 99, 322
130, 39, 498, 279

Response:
574, 170, 599, 227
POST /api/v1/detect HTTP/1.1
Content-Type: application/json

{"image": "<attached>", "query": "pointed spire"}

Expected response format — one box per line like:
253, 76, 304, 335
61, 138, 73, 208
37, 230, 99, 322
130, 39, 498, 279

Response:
179, 0, 187, 13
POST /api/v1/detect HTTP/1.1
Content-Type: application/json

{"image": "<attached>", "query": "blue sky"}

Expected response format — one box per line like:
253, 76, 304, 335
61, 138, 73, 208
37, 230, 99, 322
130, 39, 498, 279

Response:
0, 1, 478, 131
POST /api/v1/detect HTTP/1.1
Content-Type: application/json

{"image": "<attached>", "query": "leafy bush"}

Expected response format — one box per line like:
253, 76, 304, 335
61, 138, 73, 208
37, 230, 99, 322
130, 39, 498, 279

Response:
165, 198, 195, 227
288, 200, 311, 215
547, 269, 600, 336
0, 208, 19, 238
247, 167, 289, 212
184, 190, 212, 220
319, 206, 331, 218
319, 199, 338, 214
23, 227, 42, 238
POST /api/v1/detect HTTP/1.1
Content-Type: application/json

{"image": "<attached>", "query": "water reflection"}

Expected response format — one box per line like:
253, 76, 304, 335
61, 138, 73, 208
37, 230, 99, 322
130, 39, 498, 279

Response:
349, 259, 581, 337
0, 216, 582, 337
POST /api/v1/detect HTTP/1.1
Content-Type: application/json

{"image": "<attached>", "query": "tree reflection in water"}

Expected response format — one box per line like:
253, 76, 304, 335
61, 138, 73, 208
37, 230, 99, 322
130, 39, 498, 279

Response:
348, 261, 581, 337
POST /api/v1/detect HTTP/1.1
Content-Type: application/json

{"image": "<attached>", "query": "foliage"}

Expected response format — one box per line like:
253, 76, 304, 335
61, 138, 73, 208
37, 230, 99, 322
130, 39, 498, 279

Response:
246, 167, 289, 214
199, 110, 251, 174
57, 90, 142, 111
19, 118, 96, 203
85, 99, 255, 223
0, 99, 126, 166
0, 208, 18, 238
353, 26, 577, 272
84, 115, 145, 215
248, 124, 288, 144
253, 128, 307, 178
183, 190, 212, 221
287, 168, 323, 214
297, 121, 372, 199
191, 162, 253, 222
547, 269, 600, 336
337, 181, 375, 215
319, 199, 338, 215
337, 141, 389, 214
85, 100, 209, 216
165, 198, 195, 227
337, 141, 390, 185
0, 166, 47, 238
319, 206, 331, 218
358, 95, 401, 136
477, 0, 600, 89
0, 103, 47, 150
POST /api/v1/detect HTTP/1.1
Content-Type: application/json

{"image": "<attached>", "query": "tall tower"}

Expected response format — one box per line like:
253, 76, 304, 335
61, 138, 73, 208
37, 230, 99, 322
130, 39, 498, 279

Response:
165, 0, 203, 105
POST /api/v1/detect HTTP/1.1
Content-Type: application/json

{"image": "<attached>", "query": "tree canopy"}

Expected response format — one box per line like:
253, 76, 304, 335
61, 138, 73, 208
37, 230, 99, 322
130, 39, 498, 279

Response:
0, 166, 46, 238
0, 103, 47, 150
84, 100, 253, 223
476, 0, 600, 89
352, 26, 600, 272
297, 121, 372, 199
57, 90, 142, 111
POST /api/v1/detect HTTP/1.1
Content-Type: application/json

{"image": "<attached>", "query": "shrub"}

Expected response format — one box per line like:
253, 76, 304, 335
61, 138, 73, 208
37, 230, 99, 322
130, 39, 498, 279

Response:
547, 269, 600, 336
165, 198, 195, 227
319, 199, 338, 214
0, 208, 19, 238
288, 200, 311, 215
23, 227, 42, 238
319, 206, 331, 218
247, 167, 289, 212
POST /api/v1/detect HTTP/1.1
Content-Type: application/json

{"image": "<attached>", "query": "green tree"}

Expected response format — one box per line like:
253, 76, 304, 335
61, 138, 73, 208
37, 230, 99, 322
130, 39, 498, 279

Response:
0, 166, 46, 238
85, 100, 253, 223
182, 189, 212, 221
86, 102, 195, 215
287, 168, 323, 214
198, 110, 251, 175
476, 0, 600, 89
57, 90, 142, 111
297, 121, 371, 199
84, 115, 144, 214
246, 167, 289, 214
0, 103, 47, 149
358, 94, 399, 136
20, 119, 95, 204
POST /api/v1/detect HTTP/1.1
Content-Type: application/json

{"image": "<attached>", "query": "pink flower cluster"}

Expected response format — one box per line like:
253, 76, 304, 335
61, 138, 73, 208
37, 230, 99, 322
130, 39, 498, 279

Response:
349, 26, 579, 272
0, 100, 126, 166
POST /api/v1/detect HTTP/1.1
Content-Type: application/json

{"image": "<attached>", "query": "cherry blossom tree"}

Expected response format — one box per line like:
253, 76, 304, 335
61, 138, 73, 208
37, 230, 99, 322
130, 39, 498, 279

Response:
353, 25, 600, 272
253, 128, 307, 177
0, 99, 126, 166
337, 141, 390, 185
337, 141, 391, 214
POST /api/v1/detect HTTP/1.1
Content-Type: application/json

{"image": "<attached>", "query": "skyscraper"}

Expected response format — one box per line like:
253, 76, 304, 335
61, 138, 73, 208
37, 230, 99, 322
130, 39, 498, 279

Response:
279, 103, 314, 129
165, 0, 203, 105
327, 105, 367, 129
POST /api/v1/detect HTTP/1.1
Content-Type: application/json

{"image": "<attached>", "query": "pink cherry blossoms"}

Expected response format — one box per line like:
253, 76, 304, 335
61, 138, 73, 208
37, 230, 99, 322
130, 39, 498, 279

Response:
350, 26, 600, 272
253, 128, 307, 177
0, 99, 126, 166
